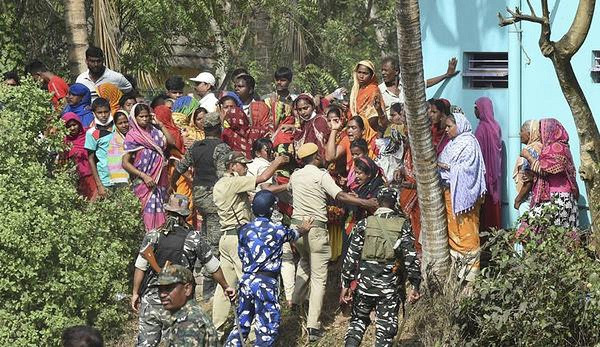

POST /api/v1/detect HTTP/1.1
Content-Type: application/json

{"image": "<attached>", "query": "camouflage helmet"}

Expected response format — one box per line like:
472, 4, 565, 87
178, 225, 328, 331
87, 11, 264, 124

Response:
155, 264, 194, 286
377, 187, 400, 211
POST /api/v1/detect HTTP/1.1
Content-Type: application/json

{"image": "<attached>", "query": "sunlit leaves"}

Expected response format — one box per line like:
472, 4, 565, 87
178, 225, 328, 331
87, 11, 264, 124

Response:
0, 80, 144, 345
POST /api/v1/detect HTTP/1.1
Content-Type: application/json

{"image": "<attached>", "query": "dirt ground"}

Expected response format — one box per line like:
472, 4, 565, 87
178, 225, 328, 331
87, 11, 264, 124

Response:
109, 260, 424, 346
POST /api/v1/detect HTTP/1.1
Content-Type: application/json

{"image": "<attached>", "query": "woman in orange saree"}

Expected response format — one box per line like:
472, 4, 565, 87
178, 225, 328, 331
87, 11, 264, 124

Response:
349, 60, 385, 144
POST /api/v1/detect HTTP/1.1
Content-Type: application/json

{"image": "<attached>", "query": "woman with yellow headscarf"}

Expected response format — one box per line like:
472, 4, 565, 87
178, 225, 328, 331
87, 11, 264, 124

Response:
349, 60, 386, 145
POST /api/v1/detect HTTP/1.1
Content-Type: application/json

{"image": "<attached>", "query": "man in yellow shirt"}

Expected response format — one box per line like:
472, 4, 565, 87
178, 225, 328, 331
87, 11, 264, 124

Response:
211, 151, 288, 340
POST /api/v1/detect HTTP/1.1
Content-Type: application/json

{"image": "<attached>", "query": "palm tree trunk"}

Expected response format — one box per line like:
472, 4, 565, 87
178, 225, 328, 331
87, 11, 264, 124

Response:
64, 0, 88, 78
395, 0, 450, 278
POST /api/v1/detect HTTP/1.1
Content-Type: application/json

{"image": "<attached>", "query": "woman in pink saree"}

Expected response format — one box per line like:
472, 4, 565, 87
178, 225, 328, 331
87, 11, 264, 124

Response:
474, 97, 502, 231
122, 103, 176, 231
518, 118, 579, 235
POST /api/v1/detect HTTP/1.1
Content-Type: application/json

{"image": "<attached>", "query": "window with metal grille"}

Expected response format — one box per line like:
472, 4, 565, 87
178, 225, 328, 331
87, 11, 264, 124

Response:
591, 51, 600, 83
463, 52, 508, 89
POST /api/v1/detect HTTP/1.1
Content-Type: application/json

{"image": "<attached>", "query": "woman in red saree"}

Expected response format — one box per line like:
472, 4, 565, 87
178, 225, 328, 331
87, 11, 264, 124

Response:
220, 92, 252, 158
61, 112, 97, 199
349, 60, 385, 143
429, 98, 451, 156
293, 93, 331, 157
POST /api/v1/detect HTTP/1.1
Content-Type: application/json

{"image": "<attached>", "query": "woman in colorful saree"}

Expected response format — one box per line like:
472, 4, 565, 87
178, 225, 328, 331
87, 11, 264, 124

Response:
348, 60, 385, 143
106, 110, 130, 187
344, 156, 385, 246
519, 118, 579, 235
122, 103, 176, 231
154, 104, 195, 226
220, 92, 252, 158
438, 112, 487, 282
293, 93, 331, 157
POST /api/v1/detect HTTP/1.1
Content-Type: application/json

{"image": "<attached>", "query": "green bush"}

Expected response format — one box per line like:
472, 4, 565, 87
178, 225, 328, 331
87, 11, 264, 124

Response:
0, 80, 144, 345
457, 204, 600, 346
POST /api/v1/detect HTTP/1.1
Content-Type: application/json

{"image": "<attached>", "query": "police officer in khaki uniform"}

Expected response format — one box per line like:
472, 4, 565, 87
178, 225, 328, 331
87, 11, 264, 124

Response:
211, 151, 289, 339
288, 142, 378, 341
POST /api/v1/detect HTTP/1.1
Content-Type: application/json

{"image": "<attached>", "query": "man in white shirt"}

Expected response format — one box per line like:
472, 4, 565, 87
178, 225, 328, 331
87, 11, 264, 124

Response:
378, 57, 459, 117
190, 72, 219, 112
75, 46, 133, 99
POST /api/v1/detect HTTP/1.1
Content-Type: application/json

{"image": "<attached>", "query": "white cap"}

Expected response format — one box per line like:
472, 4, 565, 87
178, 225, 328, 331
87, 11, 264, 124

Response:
189, 72, 216, 86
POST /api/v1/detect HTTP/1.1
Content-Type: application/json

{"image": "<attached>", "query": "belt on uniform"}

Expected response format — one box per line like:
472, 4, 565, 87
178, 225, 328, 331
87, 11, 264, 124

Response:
291, 218, 327, 229
252, 271, 279, 279
223, 229, 238, 236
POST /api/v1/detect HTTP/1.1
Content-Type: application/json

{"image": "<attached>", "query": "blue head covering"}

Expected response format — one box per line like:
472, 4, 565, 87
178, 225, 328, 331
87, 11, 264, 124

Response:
63, 83, 94, 128
219, 91, 244, 108
252, 190, 276, 218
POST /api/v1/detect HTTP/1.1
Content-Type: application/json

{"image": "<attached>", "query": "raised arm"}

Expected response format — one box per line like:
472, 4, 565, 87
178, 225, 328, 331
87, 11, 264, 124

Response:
325, 124, 345, 162
426, 57, 458, 87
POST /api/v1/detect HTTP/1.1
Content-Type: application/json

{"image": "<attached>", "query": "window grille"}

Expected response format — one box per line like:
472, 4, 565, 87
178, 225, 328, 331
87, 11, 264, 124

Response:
591, 51, 600, 83
463, 52, 508, 89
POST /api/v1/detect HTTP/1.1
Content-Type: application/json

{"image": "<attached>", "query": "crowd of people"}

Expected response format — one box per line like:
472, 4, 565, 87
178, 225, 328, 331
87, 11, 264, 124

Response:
3, 44, 581, 346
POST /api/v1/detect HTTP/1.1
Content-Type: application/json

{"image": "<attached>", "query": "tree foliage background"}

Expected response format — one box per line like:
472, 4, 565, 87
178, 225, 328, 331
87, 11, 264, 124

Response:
0, 80, 144, 345
1, 0, 397, 95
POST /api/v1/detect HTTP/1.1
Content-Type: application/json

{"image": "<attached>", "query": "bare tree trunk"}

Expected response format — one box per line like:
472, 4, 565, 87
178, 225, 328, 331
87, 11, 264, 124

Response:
550, 55, 600, 234
395, 0, 450, 278
499, 0, 600, 236
210, 18, 228, 88
64, 0, 88, 77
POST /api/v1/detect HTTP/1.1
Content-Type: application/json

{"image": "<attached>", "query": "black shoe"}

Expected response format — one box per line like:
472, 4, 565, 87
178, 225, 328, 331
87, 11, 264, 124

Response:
308, 328, 324, 342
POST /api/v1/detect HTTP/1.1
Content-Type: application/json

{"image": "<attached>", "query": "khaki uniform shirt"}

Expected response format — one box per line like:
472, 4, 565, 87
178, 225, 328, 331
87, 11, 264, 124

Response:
288, 164, 343, 223
213, 172, 257, 232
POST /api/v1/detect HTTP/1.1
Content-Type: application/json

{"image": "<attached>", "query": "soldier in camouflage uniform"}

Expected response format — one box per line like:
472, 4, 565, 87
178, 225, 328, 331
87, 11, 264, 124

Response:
170, 111, 231, 299
340, 188, 421, 347
157, 264, 220, 347
131, 194, 235, 347
225, 190, 313, 347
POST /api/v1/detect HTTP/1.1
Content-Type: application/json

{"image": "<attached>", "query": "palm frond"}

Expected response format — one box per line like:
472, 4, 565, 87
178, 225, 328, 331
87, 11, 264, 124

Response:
93, 0, 120, 70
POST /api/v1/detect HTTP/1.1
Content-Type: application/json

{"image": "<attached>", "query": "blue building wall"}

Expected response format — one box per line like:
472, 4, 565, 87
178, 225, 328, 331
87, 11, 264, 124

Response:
418, 0, 598, 227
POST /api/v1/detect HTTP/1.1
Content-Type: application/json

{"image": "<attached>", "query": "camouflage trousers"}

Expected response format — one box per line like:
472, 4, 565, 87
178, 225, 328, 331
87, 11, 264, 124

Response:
344, 292, 401, 347
136, 294, 173, 347
193, 185, 222, 299
225, 274, 281, 347
192, 185, 222, 254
